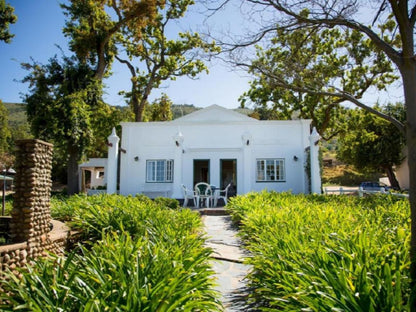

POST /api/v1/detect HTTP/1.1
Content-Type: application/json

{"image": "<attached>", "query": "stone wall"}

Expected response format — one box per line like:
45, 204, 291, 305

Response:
0, 139, 70, 274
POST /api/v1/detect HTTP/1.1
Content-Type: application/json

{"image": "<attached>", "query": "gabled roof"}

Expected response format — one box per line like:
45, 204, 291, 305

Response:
172, 105, 257, 123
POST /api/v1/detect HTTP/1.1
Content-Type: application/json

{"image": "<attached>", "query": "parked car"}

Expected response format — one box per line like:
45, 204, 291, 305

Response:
359, 181, 390, 191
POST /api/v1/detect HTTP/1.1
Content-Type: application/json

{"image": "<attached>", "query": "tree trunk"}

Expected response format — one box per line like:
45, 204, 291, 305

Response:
383, 165, 401, 190
400, 64, 416, 311
66, 145, 80, 195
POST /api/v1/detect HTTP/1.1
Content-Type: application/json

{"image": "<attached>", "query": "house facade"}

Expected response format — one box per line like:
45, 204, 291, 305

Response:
106, 105, 321, 198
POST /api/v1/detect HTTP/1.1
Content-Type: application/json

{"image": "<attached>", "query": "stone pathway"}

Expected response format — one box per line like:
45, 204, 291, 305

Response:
202, 214, 251, 311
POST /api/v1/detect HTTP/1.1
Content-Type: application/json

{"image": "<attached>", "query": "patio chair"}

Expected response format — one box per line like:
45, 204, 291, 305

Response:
181, 184, 199, 208
194, 182, 213, 208
214, 183, 231, 207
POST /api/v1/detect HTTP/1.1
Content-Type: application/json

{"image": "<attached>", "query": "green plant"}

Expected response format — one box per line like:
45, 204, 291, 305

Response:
227, 192, 410, 311
154, 196, 180, 210
0, 194, 221, 311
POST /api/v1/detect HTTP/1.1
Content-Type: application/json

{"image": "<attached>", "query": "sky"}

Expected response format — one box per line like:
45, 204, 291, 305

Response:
0, 1, 404, 110
0, 1, 252, 109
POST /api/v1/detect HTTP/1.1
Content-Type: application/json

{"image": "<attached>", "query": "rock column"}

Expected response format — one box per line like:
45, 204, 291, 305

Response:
9, 140, 53, 248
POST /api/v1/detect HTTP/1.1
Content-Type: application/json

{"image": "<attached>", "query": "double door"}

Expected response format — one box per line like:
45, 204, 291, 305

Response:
193, 159, 236, 196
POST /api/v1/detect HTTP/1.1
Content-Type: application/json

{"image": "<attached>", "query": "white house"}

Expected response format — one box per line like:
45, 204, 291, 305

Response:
105, 105, 321, 199
78, 158, 107, 193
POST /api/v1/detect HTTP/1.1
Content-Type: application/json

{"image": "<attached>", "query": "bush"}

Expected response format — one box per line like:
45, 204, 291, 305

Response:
1, 194, 221, 311
154, 196, 180, 210
227, 191, 411, 311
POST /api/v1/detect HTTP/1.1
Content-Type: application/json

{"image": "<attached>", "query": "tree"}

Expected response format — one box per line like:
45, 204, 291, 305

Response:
62, 0, 164, 80
239, 26, 396, 139
0, 100, 11, 154
145, 93, 173, 121
22, 55, 117, 194
116, 0, 219, 121
337, 103, 406, 189
0, 0, 16, 43
210, 1, 416, 304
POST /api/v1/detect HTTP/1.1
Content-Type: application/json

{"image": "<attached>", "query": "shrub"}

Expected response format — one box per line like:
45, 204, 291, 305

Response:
1, 194, 220, 311
227, 192, 411, 311
154, 196, 180, 210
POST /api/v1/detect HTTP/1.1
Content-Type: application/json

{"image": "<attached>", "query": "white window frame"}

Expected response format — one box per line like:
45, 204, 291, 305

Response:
146, 159, 174, 183
256, 158, 285, 182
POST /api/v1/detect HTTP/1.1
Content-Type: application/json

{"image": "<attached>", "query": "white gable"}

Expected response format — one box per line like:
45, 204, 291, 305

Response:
172, 105, 257, 123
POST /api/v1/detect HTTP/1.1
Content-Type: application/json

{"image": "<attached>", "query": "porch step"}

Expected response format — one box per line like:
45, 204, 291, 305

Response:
198, 208, 228, 216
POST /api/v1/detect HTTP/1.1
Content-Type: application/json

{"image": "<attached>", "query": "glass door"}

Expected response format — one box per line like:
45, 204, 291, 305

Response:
220, 159, 237, 196
193, 159, 210, 187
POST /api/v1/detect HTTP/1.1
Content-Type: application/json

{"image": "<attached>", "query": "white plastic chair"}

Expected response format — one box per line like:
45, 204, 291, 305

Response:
181, 184, 198, 207
194, 182, 213, 208
214, 183, 231, 207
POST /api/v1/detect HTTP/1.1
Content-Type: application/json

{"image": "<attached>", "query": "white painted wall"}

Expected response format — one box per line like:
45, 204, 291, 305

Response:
118, 105, 313, 198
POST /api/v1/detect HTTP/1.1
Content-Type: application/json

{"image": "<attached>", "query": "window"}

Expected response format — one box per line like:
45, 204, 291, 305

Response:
256, 159, 285, 182
146, 160, 174, 182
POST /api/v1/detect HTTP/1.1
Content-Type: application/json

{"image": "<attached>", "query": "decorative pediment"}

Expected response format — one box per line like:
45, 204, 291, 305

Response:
172, 105, 257, 123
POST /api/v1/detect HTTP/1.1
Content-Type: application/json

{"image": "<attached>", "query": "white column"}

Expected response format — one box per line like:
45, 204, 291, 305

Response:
172, 131, 184, 198
242, 132, 252, 194
107, 127, 120, 194
309, 127, 322, 194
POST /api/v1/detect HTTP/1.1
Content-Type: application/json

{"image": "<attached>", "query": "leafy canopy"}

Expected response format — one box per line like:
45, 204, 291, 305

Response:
0, 0, 16, 43
241, 22, 397, 139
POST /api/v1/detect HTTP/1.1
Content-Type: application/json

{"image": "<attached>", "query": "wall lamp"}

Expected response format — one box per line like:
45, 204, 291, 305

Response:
175, 140, 180, 147
246, 140, 250, 146
134, 156, 139, 162
293, 155, 298, 161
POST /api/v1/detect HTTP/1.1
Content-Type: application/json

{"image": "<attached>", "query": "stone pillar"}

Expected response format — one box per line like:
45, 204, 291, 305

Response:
10, 139, 53, 244
107, 128, 119, 194
309, 127, 322, 194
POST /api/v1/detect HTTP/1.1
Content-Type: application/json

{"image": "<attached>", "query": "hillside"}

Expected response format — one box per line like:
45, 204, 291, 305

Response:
4, 102, 28, 128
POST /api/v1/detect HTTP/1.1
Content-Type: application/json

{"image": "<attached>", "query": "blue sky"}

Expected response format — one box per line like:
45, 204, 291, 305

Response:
0, 1, 404, 110
0, 1, 251, 109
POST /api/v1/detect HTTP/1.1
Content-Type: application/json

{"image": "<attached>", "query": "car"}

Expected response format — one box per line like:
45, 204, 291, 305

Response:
359, 181, 390, 191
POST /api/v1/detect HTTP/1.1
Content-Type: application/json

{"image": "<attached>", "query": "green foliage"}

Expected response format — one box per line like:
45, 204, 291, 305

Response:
337, 103, 406, 173
118, 0, 220, 121
227, 192, 411, 311
3, 102, 33, 145
144, 93, 174, 121
1, 194, 220, 311
21, 55, 127, 190
241, 24, 398, 140
154, 196, 180, 209
0, 0, 16, 43
0, 100, 11, 153
62, 0, 162, 80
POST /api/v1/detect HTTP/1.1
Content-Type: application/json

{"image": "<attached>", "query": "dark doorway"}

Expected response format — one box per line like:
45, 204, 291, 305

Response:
193, 159, 210, 186
220, 159, 237, 196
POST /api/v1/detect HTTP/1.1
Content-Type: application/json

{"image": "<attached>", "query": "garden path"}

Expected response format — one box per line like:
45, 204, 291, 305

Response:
202, 215, 251, 311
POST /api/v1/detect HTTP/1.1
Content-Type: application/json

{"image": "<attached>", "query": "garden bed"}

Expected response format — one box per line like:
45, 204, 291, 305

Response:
227, 192, 411, 311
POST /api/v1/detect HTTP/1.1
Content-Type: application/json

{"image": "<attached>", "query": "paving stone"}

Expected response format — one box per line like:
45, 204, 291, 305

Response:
202, 215, 251, 311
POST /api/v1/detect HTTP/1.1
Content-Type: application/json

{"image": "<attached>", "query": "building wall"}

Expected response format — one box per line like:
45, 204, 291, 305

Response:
119, 118, 312, 198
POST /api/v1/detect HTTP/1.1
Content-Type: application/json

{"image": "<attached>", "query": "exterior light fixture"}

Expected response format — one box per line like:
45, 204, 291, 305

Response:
134, 156, 139, 162
293, 156, 298, 161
